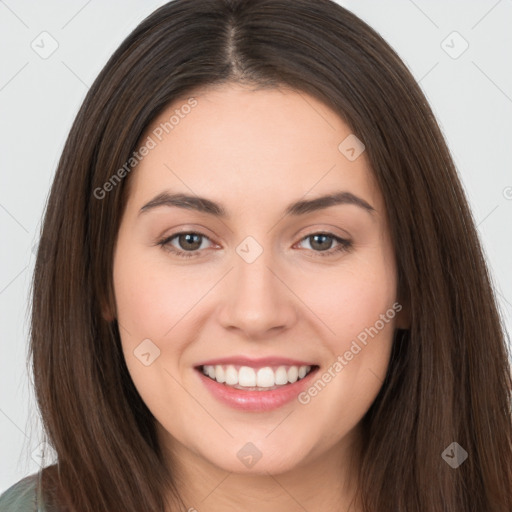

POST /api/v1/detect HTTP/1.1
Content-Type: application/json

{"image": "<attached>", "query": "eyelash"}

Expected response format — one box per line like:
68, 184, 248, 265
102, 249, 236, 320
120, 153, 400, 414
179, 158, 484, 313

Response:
156, 231, 352, 259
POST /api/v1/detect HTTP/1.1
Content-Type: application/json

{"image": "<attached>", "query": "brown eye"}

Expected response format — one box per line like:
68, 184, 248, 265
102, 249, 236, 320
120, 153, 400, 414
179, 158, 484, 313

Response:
297, 233, 352, 257
157, 232, 213, 259
309, 234, 335, 251
175, 233, 203, 251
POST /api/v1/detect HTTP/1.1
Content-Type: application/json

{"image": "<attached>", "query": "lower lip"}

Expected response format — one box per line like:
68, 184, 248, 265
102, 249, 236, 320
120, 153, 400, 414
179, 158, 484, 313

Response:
195, 367, 319, 412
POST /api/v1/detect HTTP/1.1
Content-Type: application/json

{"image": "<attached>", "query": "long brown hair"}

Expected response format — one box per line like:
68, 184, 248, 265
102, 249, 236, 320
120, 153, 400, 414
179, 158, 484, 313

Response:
30, 0, 512, 510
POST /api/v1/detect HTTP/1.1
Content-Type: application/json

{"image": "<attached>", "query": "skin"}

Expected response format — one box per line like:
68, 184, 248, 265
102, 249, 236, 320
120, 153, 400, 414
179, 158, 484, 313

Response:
111, 83, 408, 512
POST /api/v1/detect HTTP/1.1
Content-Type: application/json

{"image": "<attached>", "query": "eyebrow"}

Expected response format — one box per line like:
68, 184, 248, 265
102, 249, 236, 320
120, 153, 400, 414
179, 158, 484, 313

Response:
138, 190, 375, 218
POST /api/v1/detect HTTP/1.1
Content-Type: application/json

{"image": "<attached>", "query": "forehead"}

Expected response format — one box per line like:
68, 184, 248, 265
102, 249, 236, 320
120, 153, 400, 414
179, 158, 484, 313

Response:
126, 84, 383, 217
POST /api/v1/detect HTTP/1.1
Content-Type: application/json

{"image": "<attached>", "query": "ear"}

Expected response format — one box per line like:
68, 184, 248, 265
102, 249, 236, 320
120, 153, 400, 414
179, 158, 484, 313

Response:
394, 300, 411, 330
394, 282, 411, 330
99, 295, 116, 323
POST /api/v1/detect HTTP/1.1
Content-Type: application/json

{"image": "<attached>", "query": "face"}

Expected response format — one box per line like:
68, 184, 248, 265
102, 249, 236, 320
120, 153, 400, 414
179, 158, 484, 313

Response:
112, 83, 404, 477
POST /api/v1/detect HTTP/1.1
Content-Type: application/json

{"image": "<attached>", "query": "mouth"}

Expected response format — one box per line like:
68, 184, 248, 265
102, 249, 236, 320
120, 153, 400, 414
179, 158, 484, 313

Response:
194, 361, 320, 411
193, 355, 321, 411
196, 363, 319, 391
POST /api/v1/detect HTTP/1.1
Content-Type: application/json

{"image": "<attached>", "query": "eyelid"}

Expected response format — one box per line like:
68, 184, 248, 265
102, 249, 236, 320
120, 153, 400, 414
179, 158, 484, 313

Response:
294, 223, 352, 241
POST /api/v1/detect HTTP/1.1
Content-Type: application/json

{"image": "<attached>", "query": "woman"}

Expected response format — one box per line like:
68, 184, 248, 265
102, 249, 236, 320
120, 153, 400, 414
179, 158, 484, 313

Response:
1, 0, 511, 510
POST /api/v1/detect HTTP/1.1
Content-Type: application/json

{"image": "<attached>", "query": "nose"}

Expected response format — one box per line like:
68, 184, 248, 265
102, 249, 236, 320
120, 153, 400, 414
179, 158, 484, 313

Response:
216, 244, 298, 339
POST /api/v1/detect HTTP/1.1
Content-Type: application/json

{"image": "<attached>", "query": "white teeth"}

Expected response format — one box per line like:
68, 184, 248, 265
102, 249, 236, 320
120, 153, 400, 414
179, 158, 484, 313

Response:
201, 364, 313, 388
239, 366, 256, 387
256, 367, 275, 387
214, 365, 225, 383
287, 366, 299, 383
275, 366, 288, 385
225, 365, 238, 385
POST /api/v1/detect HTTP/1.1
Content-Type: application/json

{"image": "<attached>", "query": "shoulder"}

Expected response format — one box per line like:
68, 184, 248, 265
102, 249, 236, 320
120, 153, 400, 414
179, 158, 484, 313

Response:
0, 474, 43, 512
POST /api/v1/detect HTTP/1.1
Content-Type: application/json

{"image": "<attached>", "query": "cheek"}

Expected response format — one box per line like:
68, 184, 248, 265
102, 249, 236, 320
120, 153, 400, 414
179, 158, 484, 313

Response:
296, 251, 398, 429
112, 248, 193, 418
112, 246, 184, 396
113, 246, 201, 341
297, 247, 398, 407
305, 253, 397, 346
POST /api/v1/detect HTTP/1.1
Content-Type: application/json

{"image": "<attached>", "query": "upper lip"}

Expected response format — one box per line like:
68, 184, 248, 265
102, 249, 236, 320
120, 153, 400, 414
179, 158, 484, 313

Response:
195, 356, 317, 368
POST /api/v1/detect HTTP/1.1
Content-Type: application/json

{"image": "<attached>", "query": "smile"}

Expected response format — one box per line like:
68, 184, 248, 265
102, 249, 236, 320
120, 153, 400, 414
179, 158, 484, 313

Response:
194, 360, 320, 412
200, 364, 315, 390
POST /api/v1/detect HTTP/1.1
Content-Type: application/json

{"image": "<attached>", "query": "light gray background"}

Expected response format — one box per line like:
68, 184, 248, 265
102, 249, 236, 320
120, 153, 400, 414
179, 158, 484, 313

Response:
1, 0, 511, 493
